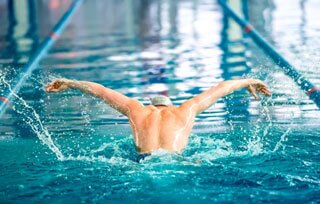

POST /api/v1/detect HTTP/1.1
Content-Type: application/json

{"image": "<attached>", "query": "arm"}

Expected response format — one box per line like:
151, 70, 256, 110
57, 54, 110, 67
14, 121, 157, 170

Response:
45, 78, 144, 116
179, 79, 271, 115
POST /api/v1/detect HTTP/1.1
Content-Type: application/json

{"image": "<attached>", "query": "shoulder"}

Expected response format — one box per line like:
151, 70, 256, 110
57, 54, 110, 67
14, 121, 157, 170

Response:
127, 98, 145, 109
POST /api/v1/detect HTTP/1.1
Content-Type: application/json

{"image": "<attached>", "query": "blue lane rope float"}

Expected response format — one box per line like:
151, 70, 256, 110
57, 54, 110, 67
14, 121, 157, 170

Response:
218, 0, 320, 108
0, 0, 83, 117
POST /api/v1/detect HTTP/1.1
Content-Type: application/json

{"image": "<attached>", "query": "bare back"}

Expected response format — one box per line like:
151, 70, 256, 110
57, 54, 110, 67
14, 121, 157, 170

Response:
128, 105, 196, 153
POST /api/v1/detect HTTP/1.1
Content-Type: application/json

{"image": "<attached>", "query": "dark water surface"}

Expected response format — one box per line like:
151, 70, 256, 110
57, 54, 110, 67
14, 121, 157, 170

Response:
0, 0, 319, 203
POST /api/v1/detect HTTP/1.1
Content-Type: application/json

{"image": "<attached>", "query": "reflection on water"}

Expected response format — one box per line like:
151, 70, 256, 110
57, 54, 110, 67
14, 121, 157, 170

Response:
219, 0, 251, 122
7, 0, 38, 65
0, 0, 320, 202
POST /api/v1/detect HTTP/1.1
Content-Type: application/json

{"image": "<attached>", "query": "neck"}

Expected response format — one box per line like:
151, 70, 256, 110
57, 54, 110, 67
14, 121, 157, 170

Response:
154, 105, 168, 109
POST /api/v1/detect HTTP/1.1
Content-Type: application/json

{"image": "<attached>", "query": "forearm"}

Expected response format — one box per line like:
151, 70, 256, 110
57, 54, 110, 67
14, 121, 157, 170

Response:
66, 80, 132, 105
196, 79, 251, 103
217, 79, 252, 96
183, 79, 253, 114
46, 78, 144, 116
65, 79, 104, 98
180, 78, 269, 114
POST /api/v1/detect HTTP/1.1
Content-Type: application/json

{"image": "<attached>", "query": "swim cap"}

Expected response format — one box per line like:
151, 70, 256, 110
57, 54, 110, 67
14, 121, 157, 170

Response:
151, 95, 173, 106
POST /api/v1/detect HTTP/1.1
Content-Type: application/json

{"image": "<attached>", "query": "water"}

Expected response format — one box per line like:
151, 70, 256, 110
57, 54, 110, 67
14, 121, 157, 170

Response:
0, 0, 320, 203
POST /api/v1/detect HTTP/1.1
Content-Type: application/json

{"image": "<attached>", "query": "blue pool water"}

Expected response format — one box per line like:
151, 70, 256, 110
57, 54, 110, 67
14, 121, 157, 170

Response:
0, 0, 320, 203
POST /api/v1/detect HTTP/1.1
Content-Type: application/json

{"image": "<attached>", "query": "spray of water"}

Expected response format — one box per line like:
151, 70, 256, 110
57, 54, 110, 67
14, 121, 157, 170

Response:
0, 69, 288, 164
0, 76, 64, 160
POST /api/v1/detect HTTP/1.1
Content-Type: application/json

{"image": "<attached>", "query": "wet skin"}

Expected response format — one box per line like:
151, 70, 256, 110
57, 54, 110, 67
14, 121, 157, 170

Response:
45, 78, 271, 154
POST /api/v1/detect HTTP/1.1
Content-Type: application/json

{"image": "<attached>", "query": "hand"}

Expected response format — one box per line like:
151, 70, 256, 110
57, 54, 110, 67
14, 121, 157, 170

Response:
45, 78, 70, 93
246, 79, 271, 100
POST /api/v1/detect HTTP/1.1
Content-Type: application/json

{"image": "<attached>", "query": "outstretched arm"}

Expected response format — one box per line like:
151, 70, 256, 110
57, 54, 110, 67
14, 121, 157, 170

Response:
45, 78, 144, 116
179, 79, 271, 115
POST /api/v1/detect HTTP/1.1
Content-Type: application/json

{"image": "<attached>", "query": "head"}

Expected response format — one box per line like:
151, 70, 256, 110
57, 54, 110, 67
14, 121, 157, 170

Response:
151, 95, 173, 106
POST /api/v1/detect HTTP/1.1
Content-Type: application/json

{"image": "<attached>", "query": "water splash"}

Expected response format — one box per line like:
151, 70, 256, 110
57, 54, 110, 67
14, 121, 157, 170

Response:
0, 76, 64, 160
0, 69, 283, 164
272, 128, 291, 152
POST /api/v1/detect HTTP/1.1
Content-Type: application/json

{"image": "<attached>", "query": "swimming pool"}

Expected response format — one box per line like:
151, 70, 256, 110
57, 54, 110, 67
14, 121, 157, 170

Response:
0, 0, 319, 202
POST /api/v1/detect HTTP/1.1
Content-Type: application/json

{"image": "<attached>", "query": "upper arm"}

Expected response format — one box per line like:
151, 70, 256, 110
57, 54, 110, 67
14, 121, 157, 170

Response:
179, 80, 252, 114
101, 89, 145, 116
179, 81, 231, 115
80, 81, 144, 116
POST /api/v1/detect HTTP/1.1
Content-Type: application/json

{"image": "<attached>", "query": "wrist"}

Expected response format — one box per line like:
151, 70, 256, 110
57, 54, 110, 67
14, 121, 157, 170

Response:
60, 78, 74, 87
246, 78, 257, 85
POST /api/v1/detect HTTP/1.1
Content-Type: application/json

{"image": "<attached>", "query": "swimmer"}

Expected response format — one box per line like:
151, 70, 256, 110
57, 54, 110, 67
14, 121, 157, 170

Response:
45, 78, 270, 158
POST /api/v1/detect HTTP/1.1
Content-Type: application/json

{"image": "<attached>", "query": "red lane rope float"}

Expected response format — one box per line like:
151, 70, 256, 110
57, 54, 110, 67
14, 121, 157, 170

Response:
243, 25, 253, 33
49, 31, 59, 40
0, 97, 9, 104
308, 87, 320, 96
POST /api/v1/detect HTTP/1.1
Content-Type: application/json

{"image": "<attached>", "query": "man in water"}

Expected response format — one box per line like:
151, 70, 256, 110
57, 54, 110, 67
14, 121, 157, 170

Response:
45, 78, 270, 159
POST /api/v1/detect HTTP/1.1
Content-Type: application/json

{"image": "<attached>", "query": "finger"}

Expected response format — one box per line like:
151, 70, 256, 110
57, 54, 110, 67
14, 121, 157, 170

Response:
258, 88, 268, 94
48, 88, 59, 92
258, 87, 271, 95
52, 82, 59, 89
248, 85, 259, 100
261, 88, 271, 96
46, 88, 55, 92
264, 90, 271, 96
46, 85, 60, 92
253, 92, 258, 100
45, 85, 52, 92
